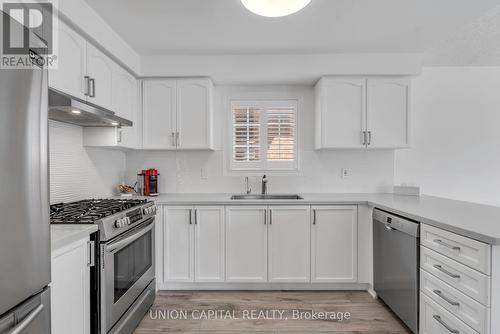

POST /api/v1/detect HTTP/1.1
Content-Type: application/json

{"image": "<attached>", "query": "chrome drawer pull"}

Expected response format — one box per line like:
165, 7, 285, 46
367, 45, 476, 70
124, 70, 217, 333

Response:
433, 264, 461, 279
433, 289, 460, 306
434, 239, 461, 251
433, 315, 459, 333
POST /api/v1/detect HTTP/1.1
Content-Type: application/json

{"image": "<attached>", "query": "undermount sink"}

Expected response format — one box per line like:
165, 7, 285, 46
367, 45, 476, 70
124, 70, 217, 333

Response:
231, 194, 304, 200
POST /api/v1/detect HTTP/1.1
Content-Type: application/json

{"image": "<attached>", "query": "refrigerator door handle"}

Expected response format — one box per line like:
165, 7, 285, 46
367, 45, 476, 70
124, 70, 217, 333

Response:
9, 304, 44, 334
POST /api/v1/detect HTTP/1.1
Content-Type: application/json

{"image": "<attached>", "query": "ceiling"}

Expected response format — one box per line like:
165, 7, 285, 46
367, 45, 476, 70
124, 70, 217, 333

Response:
84, 0, 500, 64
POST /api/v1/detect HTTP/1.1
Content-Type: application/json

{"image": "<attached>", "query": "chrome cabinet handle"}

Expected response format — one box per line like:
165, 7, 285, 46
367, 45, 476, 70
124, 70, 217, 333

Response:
171, 132, 176, 146
269, 209, 272, 225
433, 264, 461, 279
116, 129, 122, 143
189, 209, 193, 224
194, 209, 198, 225
264, 210, 267, 225
312, 209, 316, 225
361, 131, 366, 145
433, 315, 460, 333
9, 304, 44, 334
433, 290, 460, 306
176, 132, 180, 147
87, 240, 95, 267
434, 239, 461, 251
367, 131, 372, 146
84, 76, 90, 96
89, 78, 96, 97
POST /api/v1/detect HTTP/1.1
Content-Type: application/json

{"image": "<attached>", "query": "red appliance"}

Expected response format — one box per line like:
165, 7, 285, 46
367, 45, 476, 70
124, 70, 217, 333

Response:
138, 169, 159, 196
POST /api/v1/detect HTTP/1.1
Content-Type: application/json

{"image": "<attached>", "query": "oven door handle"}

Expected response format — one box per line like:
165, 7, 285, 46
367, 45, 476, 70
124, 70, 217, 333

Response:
106, 218, 154, 253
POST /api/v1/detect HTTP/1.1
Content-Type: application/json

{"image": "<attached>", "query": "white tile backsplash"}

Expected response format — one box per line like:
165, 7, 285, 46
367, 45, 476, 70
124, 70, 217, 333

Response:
49, 121, 126, 203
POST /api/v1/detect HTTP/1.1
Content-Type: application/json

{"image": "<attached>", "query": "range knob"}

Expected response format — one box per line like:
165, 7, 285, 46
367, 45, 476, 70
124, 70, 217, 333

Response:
114, 218, 126, 228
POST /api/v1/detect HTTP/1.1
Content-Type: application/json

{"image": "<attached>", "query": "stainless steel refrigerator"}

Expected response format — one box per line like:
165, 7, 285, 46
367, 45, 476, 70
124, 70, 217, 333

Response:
0, 12, 51, 334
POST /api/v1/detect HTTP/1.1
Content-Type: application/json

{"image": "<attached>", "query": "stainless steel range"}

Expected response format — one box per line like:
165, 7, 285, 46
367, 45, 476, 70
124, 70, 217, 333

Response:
50, 199, 157, 334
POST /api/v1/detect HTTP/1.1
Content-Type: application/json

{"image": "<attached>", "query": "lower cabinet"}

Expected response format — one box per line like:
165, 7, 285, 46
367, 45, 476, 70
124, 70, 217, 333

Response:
311, 206, 358, 282
163, 206, 224, 282
268, 206, 310, 282
161, 204, 358, 285
51, 237, 92, 334
225, 206, 268, 282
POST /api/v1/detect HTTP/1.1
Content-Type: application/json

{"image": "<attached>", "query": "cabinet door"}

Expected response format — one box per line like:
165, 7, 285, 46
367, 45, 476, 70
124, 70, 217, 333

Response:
194, 207, 224, 282
225, 206, 267, 282
176, 79, 213, 149
268, 206, 310, 282
112, 65, 139, 148
311, 206, 358, 282
86, 43, 114, 110
51, 238, 90, 334
366, 78, 410, 148
164, 207, 193, 282
49, 21, 87, 100
142, 80, 177, 149
315, 78, 366, 148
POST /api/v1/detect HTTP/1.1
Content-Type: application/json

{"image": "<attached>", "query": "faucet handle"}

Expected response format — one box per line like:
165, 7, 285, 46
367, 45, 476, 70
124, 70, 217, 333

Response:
245, 176, 252, 194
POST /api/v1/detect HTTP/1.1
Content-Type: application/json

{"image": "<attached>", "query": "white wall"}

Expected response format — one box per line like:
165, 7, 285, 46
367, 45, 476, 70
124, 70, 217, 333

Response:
126, 85, 395, 193
141, 53, 422, 85
49, 121, 126, 203
395, 67, 500, 206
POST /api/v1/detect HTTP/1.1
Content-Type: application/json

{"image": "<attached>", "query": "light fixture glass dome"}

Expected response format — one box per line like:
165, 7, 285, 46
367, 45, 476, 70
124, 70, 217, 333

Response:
241, 0, 312, 17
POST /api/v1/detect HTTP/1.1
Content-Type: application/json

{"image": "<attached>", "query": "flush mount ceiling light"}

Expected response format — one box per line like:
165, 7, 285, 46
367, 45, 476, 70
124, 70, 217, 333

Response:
241, 0, 311, 17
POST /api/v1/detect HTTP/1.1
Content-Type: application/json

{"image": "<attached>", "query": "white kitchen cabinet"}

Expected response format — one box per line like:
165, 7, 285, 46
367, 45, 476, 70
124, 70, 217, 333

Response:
314, 76, 410, 149
48, 20, 87, 100
194, 207, 225, 282
142, 80, 177, 149
142, 78, 213, 150
176, 79, 213, 149
268, 206, 310, 282
225, 206, 268, 282
83, 64, 140, 149
51, 237, 91, 334
163, 207, 193, 282
311, 206, 358, 282
163, 206, 224, 283
315, 78, 366, 149
367, 78, 410, 148
86, 43, 114, 111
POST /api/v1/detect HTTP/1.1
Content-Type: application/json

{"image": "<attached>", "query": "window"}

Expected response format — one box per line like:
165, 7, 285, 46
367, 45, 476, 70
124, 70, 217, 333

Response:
230, 100, 298, 171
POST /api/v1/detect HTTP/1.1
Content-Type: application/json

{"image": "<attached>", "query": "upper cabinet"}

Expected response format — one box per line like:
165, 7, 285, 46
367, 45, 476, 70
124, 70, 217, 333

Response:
315, 77, 410, 149
176, 79, 213, 149
366, 78, 410, 148
48, 20, 87, 100
142, 78, 214, 150
50, 21, 141, 149
86, 43, 114, 111
142, 80, 177, 150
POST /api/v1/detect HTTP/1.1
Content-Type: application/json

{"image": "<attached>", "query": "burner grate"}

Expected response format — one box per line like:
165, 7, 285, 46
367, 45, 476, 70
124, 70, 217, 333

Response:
50, 199, 148, 224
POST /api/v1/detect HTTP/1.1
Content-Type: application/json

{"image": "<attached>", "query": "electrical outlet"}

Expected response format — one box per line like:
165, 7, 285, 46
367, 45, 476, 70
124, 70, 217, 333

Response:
341, 168, 349, 179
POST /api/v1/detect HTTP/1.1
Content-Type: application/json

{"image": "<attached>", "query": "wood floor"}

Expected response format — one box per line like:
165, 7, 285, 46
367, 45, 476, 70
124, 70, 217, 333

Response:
134, 291, 412, 333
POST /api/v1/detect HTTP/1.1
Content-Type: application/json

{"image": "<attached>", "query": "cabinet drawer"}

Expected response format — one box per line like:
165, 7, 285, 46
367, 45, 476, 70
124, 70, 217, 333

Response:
421, 270, 490, 333
422, 224, 491, 275
420, 246, 490, 305
420, 293, 479, 334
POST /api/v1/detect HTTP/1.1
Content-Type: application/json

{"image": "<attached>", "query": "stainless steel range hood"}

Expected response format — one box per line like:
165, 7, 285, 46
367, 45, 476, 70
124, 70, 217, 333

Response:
48, 89, 133, 127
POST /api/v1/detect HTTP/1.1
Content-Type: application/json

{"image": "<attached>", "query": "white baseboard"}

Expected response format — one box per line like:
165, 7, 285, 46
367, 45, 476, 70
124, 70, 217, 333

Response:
367, 286, 377, 299
157, 282, 370, 291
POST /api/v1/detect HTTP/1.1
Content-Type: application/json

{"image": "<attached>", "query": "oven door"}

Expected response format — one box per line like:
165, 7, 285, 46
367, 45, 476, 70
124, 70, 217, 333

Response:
101, 218, 155, 333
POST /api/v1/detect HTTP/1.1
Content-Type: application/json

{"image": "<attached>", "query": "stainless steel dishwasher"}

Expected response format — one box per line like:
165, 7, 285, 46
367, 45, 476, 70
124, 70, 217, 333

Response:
373, 208, 420, 334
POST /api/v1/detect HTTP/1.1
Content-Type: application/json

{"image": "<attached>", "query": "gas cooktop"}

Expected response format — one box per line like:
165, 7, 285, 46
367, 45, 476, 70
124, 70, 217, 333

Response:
50, 198, 148, 224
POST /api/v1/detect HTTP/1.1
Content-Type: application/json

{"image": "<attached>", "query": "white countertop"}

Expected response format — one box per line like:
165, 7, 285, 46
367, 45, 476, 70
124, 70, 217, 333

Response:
130, 193, 500, 245
51, 225, 98, 252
